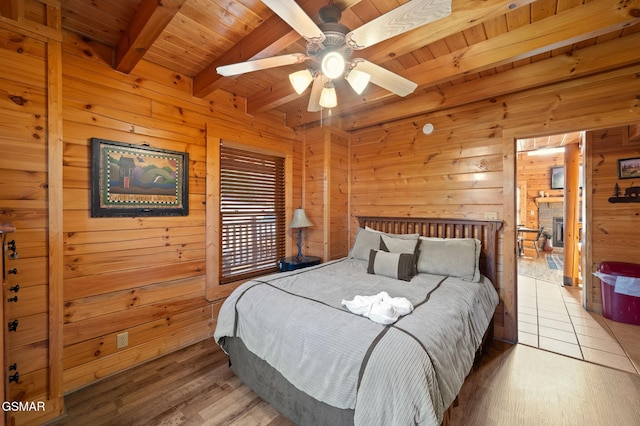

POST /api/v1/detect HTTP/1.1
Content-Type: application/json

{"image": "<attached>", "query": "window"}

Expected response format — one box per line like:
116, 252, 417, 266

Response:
220, 145, 285, 283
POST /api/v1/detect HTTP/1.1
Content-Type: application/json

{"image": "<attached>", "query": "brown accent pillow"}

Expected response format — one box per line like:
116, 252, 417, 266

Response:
367, 249, 416, 282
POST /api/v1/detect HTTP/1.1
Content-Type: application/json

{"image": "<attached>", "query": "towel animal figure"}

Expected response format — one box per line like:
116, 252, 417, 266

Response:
341, 291, 414, 325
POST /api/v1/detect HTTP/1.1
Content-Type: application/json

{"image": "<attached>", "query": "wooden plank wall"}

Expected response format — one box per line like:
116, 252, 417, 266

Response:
329, 131, 349, 260
303, 127, 350, 262
585, 127, 640, 312
303, 127, 326, 259
60, 30, 301, 392
350, 63, 640, 343
61, 31, 210, 393
0, 23, 53, 413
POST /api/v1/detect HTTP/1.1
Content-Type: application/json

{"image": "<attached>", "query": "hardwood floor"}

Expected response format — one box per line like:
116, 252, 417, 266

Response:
49, 338, 640, 425
453, 341, 640, 425
49, 339, 293, 426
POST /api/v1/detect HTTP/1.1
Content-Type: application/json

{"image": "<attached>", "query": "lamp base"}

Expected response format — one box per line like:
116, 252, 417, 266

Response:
296, 228, 305, 261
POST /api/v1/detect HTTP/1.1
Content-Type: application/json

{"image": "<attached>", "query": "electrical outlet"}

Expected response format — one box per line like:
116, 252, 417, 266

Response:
117, 332, 128, 349
484, 212, 498, 220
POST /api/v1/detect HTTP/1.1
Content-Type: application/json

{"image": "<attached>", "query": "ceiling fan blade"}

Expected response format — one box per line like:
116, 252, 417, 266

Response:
217, 53, 307, 76
352, 60, 417, 97
262, 0, 325, 42
346, 0, 452, 49
307, 74, 326, 112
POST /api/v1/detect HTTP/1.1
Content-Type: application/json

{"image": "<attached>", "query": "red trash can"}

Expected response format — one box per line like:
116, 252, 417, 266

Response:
596, 262, 640, 325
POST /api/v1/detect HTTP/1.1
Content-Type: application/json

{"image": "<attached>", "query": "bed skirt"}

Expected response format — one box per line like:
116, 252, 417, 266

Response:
220, 336, 354, 425
220, 318, 494, 426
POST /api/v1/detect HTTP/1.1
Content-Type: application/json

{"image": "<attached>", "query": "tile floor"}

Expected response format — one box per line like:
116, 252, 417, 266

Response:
517, 253, 640, 374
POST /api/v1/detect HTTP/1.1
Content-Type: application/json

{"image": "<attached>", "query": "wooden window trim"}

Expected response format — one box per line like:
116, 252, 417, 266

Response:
205, 135, 294, 302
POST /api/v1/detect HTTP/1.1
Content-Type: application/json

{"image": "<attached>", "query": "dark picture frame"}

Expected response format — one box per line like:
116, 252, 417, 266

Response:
618, 157, 640, 180
91, 138, 189, 217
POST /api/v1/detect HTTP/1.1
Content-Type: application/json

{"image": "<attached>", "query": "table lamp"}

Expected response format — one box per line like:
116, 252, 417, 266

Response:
290, 208, 313, 261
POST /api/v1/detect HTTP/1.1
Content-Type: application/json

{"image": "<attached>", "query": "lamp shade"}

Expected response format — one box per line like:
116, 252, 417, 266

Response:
346, 69, 370, 95
319, 84, 337, 108
289, 69, 313, 94
290, 208, 313, 228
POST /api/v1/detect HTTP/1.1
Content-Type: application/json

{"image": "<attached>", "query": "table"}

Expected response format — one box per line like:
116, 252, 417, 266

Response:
278, 255, 321, 271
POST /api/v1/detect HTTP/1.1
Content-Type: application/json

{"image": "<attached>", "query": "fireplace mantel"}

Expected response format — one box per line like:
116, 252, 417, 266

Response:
535, 196, 564, 205
535, 196, 582, 205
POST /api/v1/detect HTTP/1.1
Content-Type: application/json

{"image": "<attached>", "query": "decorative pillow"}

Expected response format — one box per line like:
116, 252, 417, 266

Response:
379, 234, 420, 275
349, 227, 418, 261
367, 249, 416, 282
416, 237, 481, 282
380, 234, 420, 255
365, 226, 420, 240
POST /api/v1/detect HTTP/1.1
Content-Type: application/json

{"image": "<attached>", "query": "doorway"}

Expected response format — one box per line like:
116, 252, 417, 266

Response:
515, 133, 637, 373
516, 136, 572, 283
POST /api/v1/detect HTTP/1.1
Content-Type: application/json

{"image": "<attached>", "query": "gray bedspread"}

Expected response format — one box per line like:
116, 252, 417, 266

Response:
214, 258, 499, 425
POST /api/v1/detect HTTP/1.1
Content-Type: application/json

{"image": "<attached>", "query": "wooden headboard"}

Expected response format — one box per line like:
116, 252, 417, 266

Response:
357, 216, 503, 284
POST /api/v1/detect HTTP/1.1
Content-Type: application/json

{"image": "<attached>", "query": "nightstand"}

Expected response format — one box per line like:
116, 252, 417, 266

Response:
278, 256, 321, 271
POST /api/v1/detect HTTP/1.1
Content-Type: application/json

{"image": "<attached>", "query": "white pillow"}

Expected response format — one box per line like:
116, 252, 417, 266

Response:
416, 237, 481, 282
380, 234, 420, 254
349, 227, 418, 261
365, 226, 420, 240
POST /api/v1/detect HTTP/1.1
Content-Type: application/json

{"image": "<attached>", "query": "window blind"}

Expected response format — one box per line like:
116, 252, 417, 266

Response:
220, 145, 285, 283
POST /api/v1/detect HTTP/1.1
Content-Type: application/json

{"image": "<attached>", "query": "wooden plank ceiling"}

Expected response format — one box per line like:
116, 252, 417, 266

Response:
517, 132, 582, 152
59, 0, 640, 130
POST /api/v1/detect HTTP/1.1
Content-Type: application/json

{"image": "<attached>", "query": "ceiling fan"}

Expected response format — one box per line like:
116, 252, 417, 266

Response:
217, 0, 452, 112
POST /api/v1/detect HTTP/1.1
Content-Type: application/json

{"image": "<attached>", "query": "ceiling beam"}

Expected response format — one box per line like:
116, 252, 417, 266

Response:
408, 0, 640, 88
358, 0, 537, 65
193, 0, 363, 98
247, 0, 535, 115
334, 32, 640, 131
286, 0, 640, 127
192, 14, 300, 97
115, 0, 186, 73
501, 67, 640, 138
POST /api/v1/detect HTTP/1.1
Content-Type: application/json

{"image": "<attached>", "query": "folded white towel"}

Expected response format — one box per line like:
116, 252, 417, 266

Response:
341, 291, 414, 325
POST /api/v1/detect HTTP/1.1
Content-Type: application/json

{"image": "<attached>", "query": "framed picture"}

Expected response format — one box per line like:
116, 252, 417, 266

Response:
91, 138, 189, 217
618, 157, 640, 179
550, 166, 564, 189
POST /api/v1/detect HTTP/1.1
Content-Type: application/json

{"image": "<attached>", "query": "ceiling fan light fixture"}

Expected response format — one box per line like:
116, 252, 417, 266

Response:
289, 69, 314, 94
321, 51, 345, 79
346, 69, 370, 95
319, 83, 337, 108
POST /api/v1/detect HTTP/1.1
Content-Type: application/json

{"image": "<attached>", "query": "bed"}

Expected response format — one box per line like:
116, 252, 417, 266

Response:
214, 216, 502, 425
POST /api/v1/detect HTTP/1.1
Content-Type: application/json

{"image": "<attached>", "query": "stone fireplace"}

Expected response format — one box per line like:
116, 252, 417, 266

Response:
537, 198, 564, 251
